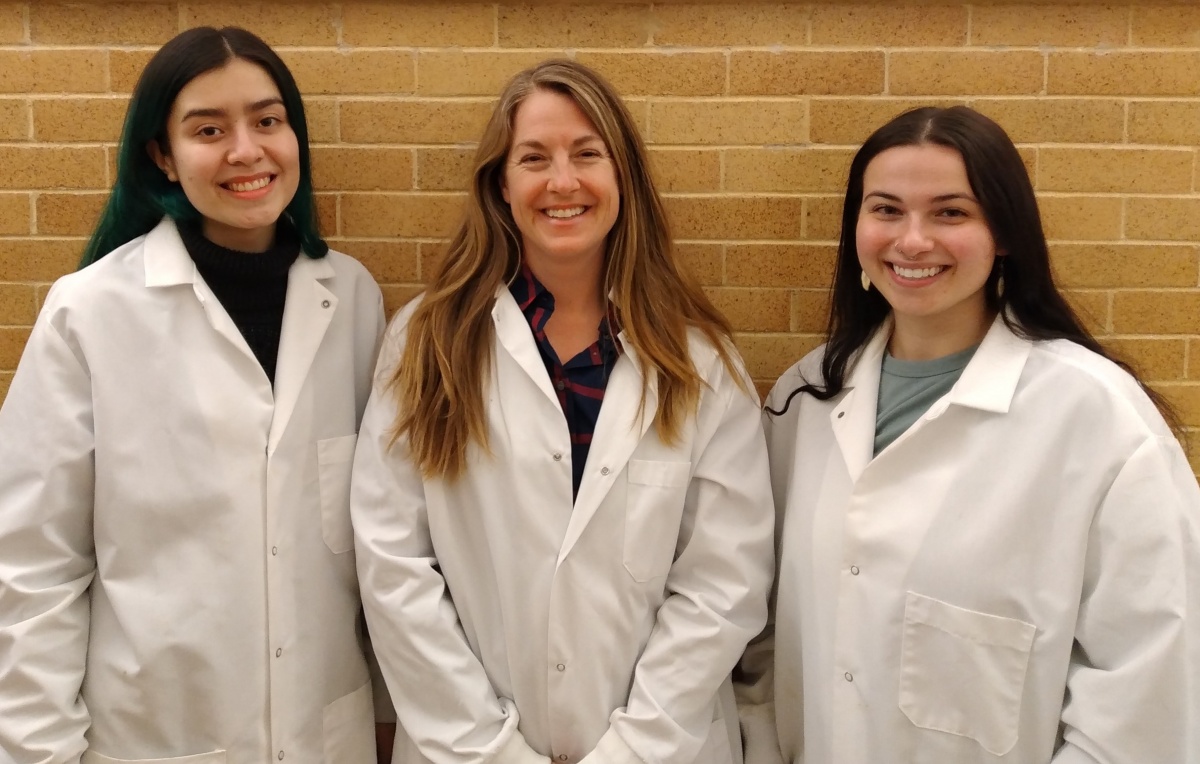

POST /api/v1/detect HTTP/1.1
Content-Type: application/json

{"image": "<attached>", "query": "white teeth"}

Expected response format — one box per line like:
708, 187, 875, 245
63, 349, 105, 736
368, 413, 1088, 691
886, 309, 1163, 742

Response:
893, 264, 945, 279
545, 206, 585, 219
227, 176, 272, 192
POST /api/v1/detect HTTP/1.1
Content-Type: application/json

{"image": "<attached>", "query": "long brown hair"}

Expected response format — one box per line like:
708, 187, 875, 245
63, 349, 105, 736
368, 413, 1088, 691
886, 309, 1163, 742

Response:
389, 59, 743, 479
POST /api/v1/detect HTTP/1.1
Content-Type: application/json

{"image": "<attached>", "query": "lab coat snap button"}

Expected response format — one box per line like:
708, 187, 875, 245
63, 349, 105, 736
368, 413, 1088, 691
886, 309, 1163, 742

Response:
321, 300, 330, 308
559, 756, 568, 762
600, 467, 610, 476
556, 663, 566, 671
850, 565, 860, 575
553, 453, 562, 461
844, 672, 853, 682
278, 752, 285, 761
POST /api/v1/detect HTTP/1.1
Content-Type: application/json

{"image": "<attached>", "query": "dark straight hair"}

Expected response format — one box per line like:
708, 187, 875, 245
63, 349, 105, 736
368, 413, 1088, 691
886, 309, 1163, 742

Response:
769, 106, 1179, 433
80, 26, 326, 267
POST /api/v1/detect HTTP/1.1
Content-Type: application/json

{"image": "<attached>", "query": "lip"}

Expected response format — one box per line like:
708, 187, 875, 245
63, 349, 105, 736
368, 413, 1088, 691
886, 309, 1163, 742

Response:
220, 173, 277, 199
887, 261, 949, 284
540, 205, 590, 221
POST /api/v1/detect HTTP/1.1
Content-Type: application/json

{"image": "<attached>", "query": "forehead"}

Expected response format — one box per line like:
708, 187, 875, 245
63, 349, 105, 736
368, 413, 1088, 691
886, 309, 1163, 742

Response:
863, 143, 972, 193
169, 58, 282, 119
510, 88, 604, 142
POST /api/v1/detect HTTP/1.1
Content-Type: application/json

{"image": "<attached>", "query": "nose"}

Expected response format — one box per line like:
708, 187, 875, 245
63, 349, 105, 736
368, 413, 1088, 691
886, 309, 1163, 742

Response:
545, 155, 580, 193
226, 124, 264, 165
896, 215, 933, 257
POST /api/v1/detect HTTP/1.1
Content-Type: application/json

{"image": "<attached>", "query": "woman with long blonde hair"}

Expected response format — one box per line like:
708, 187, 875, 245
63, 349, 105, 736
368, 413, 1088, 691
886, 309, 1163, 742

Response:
352, 59, 774, 764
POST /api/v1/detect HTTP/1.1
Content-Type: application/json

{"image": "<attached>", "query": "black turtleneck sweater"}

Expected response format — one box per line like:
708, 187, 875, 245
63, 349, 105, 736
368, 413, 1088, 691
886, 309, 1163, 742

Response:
177, 221, 301, 386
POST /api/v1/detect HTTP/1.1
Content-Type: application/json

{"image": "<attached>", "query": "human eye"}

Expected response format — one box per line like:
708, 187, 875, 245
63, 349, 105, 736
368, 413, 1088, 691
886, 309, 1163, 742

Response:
516, 153, 547, 166
577, 147, 606, 160
870, 203, 901, 217
258, 114, 286, 129
936, 206, 969, 220
194, 125, 222, 138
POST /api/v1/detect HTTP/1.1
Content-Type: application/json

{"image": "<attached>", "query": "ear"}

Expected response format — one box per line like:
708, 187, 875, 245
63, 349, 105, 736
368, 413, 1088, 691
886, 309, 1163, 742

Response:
147, 140, 178, 182
500, 178, 510, 204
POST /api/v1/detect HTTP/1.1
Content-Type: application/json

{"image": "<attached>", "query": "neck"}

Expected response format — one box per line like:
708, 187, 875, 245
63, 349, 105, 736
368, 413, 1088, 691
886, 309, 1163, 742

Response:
889, 309, 995, 361
525, 253, 605, 316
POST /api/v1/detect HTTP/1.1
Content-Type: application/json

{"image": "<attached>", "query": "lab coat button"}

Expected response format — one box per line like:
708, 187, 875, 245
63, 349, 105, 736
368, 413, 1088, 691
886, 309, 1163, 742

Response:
321, 300, 330, 308
837, 411, 845, 418
271, 546, 278, 556
850, 565, 860, 575
276, 648, 282, 657
278, 752, 285, 760
558, 756, 568, 761
600, 467, 610, 475
844, 672, 853, 682
556, 663, 566, 671
553, 453, 562, 461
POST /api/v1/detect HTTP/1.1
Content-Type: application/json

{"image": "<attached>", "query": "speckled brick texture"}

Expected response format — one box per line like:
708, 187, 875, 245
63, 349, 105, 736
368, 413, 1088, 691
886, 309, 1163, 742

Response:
0, 0, 1196, 475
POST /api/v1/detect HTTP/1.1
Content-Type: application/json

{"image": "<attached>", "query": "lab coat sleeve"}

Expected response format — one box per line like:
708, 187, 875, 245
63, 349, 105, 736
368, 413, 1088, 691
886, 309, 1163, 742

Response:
1052, 435, 1200, 764
0, 306, 96, 764
350, 324, 550, 764
586, 357, 775, 764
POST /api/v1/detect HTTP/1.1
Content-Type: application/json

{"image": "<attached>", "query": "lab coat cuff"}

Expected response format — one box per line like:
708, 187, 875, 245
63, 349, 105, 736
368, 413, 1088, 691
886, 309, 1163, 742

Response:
579, 728, 643, 764
494, 727, 551, 764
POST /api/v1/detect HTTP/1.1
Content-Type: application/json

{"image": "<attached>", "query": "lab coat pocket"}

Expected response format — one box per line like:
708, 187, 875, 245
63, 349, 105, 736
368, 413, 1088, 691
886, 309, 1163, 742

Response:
323, 680, 375, 764
623, 459, 691, 582
83, 751, 226, 764
898, 591, 1036, 756
318, 434, 358, 554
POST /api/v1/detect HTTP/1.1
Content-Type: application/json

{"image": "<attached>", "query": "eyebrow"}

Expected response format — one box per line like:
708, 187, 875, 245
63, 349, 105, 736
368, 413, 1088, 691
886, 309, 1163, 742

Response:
864, 191, 978, 203
512, 135, 604, 151
179, 97, 285, 122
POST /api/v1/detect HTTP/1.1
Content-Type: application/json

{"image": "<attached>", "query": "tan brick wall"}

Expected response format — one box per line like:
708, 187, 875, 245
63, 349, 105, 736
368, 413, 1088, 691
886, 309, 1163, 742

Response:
1, 1, 1198, 475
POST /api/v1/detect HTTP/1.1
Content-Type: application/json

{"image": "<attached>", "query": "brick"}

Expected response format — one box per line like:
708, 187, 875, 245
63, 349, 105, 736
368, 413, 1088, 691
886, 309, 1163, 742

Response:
664, 196, 805, 240
109, 50, 155, 94
341, 101, 493, 144
0, 3, 23, 43
725, 148, 853, 193
180, 2, 338, 46
418, 241, 449, 283
498, 4, 651, 48
792, 289, 832, 333
1131, 6, 1200, 46
304, 98, 338, 144
32, 3, 176, 45
284, 51, 415, 96
36, 193, 107, 236
33, 98, 128, 142
576, 52, 725, 98
0, 283, 37, 325
972, 5, 1128, 46
1160, 383, 1200, 428
735, 332, 822, 383
0, 51, 106, 95
1050, 244, 1197, 289
809, 98, 964, 145
0, 239, 82, 281
890, 52, 1043, 97
1112, 291, 1200, 334
417, 148, 475, 192
647, 149, 720, 193
1193, 340, 1200, 381
0, 327, 31, 368
327, 239, 420, 284
0, 193, 29, 235
1126, 198, 1200, 243
652, 4, 807, 46
1063, 290, 1109, 335
418, 51, 553, 97
381, 284, 423, 317
811, 4, 966, 46
344, 3, 495, 47
705, 287, 790, 332
1129, 101, 1200, 147
0, 147, 108, 190
0, 98, 27, 140
315, 194, 338, 236
1038, 196, 1122, 241
312, 147, 413, 192
730, 52, 884, 97
673, 242, 723, 286
726, 244, 836, 289
1039, 149, 1192, 194
971, 99, 1124, 144
804, 195, 843, 241
1103, 338, 1187, 382
341, 193, 466, 238
1049, 52, 1200, 97
648, 100, 806, 146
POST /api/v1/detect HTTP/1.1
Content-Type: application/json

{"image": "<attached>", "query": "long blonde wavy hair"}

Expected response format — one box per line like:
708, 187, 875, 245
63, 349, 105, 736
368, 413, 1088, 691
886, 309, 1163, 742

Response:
389, 59, 743, 479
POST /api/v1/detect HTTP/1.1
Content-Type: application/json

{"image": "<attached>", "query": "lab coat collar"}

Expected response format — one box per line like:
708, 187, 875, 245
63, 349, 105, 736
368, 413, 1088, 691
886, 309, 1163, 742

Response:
830, 319, 891, 481
943, 313, 1032, 415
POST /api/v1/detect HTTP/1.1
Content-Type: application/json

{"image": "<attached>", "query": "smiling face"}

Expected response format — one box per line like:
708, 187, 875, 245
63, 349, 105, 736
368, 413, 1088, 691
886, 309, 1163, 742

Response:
151, 57, 300, 253
856, 143, 1001, 359
501, 88, 620, 276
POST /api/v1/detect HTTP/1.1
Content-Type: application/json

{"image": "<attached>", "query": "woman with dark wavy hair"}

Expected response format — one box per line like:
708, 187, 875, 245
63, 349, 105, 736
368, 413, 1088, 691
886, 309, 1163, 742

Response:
0, 26, 386, 763
738, 106, 1200, 764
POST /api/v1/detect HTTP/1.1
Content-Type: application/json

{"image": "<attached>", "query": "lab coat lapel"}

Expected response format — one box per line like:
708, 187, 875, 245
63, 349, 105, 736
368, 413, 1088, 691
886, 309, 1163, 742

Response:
558, 333, 657, 565
830, 327, 889, 483
269, 254, 336, 452
492, 288, 561, 408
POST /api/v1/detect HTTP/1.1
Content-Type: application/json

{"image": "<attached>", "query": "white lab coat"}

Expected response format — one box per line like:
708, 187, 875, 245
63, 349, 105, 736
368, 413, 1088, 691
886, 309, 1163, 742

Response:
0, 219, 387, 764
738, 316, 1200, 764
352, 290, 774, 764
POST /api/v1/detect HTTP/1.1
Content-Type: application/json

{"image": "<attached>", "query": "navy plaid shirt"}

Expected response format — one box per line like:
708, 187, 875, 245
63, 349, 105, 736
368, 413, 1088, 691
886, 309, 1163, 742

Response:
509, 265, 620, 500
